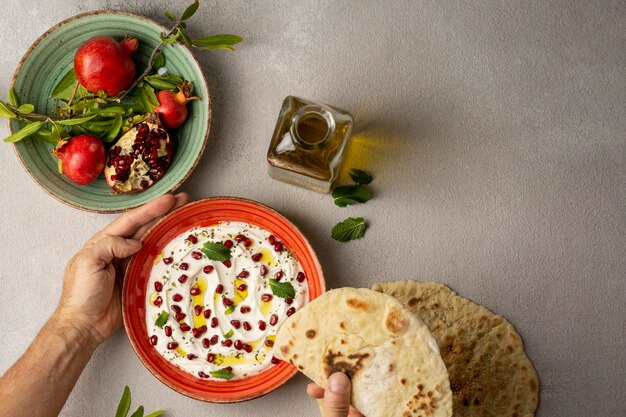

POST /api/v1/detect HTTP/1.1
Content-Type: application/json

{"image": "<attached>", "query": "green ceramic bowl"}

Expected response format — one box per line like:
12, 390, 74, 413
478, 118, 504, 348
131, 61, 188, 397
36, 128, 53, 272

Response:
9, 11, 211, 213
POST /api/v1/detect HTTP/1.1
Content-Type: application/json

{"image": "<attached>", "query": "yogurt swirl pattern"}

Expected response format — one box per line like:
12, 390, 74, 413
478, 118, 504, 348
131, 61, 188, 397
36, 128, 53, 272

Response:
145, 221, 309, 380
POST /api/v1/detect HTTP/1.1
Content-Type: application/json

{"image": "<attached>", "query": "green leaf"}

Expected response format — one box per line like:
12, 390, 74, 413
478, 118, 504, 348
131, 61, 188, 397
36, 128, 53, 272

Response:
144, 84, 159, 107
155, 311, 169, 328
269, 279, 296, 299
193, 34, 243, 46
164, 11, 177, 21
331, 217, 368, 242
224, 306, 235, 315
3, 121, 44, 143
17, 104, 34, 114
50, 69, 77, 100
200, 242, 231, 262
193, 44, 236, 51
349, 168, 373, 185
224, 329, 234, 338
7, 88, 19, 106
332, 185, 371, 207
130, 406, 144, 417
153, 51, 166, 70
180, 30, 192, 47
144, 411, 165, 417
54, 115, 97, 126
210, 368, 235, 380
104, 115, 123, 142
181, 0, 199, 20
0, 100, 16, 119
144, 78, 178, 91
115, 386, 131, 417
32, 128, 61, 145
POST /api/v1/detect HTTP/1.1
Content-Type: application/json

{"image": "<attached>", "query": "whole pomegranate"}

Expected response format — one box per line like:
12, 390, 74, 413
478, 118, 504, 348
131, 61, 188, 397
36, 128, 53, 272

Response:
154, 81, 199, 129
104, 114, 172, 194
52, 135, 106, 185
74, 35, 138, 96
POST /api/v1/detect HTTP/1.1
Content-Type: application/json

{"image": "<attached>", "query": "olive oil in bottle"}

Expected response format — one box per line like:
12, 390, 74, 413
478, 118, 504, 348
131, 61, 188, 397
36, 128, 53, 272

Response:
267, 96, 354, 193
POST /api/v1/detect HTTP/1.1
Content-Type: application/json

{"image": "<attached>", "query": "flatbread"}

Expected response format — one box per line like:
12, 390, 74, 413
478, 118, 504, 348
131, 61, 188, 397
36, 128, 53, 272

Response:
372, 281, 539, 417
275, 287, 453, 417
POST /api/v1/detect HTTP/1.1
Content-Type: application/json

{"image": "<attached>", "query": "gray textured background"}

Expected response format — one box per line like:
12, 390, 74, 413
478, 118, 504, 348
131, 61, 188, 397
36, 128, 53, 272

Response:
0, 1, 624, 416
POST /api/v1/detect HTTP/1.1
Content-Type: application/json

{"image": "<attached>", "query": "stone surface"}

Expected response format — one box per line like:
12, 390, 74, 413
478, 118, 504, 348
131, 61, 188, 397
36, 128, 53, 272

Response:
0, 1, 624, 416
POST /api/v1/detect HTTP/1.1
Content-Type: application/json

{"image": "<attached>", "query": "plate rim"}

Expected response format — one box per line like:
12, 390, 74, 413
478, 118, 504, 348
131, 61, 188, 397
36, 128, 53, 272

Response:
8, 9, 212, 213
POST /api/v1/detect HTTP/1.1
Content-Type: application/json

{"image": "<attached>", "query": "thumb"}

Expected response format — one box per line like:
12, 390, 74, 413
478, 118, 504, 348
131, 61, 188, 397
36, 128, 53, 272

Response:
324, 373, 352, 417
90, 235, 141, 264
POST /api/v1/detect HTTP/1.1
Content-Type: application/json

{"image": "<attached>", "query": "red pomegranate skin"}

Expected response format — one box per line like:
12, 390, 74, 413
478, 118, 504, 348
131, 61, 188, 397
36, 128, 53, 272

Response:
74, 35, 138, 96
55, 135, 106, 185
154, 90, 190, 129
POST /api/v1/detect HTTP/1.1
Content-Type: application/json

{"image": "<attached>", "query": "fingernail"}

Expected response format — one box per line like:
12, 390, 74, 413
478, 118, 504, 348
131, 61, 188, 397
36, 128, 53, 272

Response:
328, 373, 350, 393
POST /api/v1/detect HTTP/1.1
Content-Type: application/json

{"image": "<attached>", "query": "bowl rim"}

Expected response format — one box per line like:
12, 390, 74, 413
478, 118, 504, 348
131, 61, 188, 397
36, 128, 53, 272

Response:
8, 10, 212, 214
122, 196, 326, 402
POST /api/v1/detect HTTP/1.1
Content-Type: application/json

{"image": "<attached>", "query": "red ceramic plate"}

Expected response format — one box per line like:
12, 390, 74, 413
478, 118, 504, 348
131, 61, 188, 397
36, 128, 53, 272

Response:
123, 197, 325, 402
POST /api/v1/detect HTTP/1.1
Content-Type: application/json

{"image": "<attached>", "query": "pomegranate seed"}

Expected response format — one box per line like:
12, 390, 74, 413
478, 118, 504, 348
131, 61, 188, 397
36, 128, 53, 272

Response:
203, 265, 214, 274
222, 260, 232, 268
237, 270, 250, 278
172, 293, 183, 302
193, 305, 202, 316
140, 179, 149, 189
210, 335, 219, 345
199, 325, 207, 333
274, 243, 283, 252
187, 353, 197, 360
222, 298, 233, 306
203, 309, 212, 319
198, 371, 209, 378
154, 282, 163, 292
164, 326, 172, 337
171, 305, 182, 313
297, 272, 306, 282
244, 238, 252, 247
175, 312, 186, 321
167, 342, 178, 350
234, 339, 243, 350
178, 274, 188, 284
202, 338, 210, 348
271, 356, 281, 364
237, 283, 248, 291
242, 321, 252, 331
187, 234, 198, 244
215, 284, 224, 294
270, 314, 279, 326
261, 294, 273, 302
207, 353, 215, 363
286, 307, 296, 316
268, 235, 276, 245
190, 287, 201, 296
274, 271, 284, 281
225, 366, 233, 372
240, 306, 251, 314
251, 253, 263, 262
211, 317, 218, 328
231, 320, 241, 329
235, 234, 246, 242
285, 297, 293, 305
192, 328, 200, 338
163, 257, 173, 264
260, 265, 268, 276
224, 240, 234, 248
265, 339, 274, 347
258, 320, 267, 331
179, 262, 189, 270
191, 251, 202, 260
153, 296, 163, 306
222, 339, 233, 347
243, 344, 253, 353
150, 335, 158, 345
180, 324, 191, 332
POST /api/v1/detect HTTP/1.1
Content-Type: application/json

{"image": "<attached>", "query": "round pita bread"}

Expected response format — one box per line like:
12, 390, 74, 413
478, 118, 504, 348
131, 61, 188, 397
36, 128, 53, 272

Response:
275, 287, 453, 417
372, 281, 539, 417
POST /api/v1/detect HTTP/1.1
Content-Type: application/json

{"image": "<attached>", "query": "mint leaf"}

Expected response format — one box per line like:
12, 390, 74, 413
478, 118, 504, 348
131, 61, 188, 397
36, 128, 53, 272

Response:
155, 311, 169, 328
200, 242, 231, 261
115, 386, 131, 417
224, 329, 234, 338
331, 217, 368, 242
224, 306, 235, 315
349, 168, 373, 185
269, 279, 296, 299
332, 185, 371, 207
210, 368, 235, 380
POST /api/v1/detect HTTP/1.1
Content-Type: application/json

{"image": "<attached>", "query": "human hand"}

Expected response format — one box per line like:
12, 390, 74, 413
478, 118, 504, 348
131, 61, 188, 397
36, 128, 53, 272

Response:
307, 373, 365, 417
55, 193, 190, 346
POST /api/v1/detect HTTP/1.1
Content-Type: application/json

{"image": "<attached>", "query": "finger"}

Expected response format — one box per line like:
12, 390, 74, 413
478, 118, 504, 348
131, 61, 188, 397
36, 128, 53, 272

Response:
102, 193, 183, 238
89, 236, 141, 265
130, 192, 190, 240
307, 383, 325, 399
323, 373, 351, 417
348, 407, 365, 417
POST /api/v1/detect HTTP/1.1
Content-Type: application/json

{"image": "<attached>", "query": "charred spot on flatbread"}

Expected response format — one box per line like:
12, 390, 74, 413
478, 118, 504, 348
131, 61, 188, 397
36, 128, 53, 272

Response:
280, 345, 290, 356
323, 349, 370, 379
305, 329, 316, 339
346, 297, 369, 312
386, 306, 410, 335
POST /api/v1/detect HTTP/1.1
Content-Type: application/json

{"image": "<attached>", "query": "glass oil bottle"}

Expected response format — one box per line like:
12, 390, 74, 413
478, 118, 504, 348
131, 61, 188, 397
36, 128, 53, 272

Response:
267, 96, 354, 193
